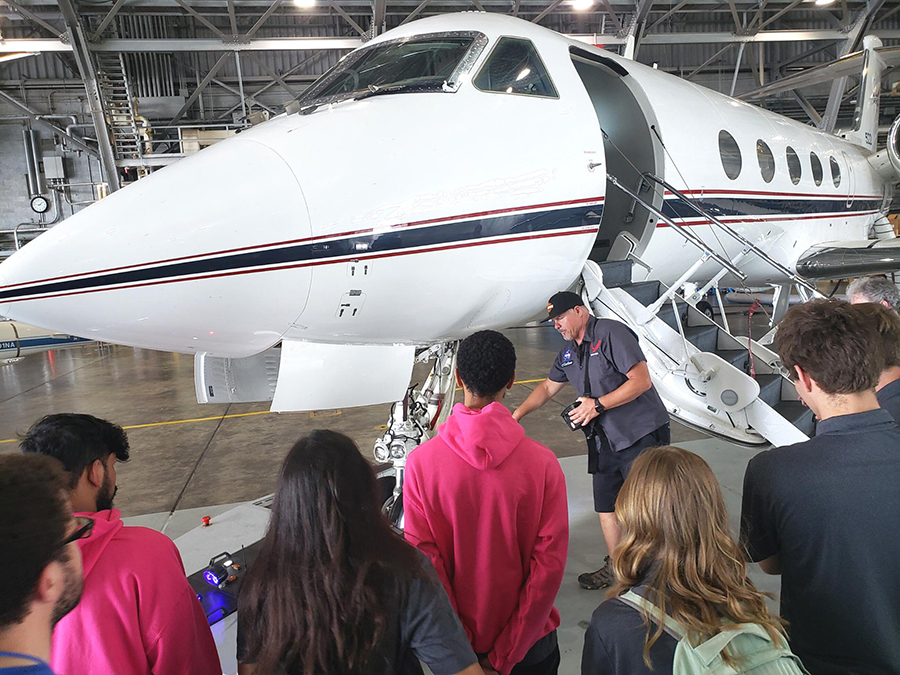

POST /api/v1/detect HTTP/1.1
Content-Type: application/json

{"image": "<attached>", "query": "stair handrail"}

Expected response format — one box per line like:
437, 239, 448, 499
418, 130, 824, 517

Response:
641, 173, 820, 296
606, 174, 746, 281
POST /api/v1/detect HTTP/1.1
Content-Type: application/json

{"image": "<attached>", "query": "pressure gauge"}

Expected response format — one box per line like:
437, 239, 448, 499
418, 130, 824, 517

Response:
30, 195, 49, 214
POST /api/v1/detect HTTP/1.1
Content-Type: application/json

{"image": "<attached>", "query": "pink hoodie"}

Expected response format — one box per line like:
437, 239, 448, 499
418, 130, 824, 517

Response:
50, 509, 221, 675
404, 402, 569, 675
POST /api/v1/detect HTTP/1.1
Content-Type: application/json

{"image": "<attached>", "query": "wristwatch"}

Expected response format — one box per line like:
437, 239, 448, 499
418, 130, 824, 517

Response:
594, 398, 606, 414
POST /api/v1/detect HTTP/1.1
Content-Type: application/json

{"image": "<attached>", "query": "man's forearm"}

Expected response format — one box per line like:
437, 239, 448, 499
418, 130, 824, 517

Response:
513, 383, 553, 420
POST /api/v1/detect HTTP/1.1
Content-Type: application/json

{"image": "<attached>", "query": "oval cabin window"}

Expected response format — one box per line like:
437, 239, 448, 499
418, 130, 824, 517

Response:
757, 140, 775, 183
786, 147, 801, 185
830, 156, 842, 188
719, 130, 741, 180
810, 152, 823, 186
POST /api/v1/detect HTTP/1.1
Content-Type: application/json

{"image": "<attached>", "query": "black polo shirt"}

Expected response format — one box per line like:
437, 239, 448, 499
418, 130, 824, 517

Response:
549, 316, 669, 452
876, 378, 900, 423
740, 409, 900, 675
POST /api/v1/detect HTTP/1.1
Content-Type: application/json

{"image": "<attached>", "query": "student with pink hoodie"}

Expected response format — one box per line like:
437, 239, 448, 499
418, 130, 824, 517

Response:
21, 414, 221, 675
404, 330, 569, 675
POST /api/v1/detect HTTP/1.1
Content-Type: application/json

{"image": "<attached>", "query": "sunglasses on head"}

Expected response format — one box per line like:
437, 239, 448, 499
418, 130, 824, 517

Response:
60, 516, 94, 548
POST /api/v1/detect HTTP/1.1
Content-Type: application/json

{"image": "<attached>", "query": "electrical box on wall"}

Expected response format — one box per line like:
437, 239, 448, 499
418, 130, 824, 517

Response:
43, 154, 66, 181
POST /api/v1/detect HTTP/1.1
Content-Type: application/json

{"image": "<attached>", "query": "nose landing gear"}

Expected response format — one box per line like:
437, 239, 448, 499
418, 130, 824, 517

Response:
373, 342, 458, 529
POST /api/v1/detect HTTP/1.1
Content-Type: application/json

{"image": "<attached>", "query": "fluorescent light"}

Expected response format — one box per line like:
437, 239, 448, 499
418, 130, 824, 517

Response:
293, 0, 315, 7
515, 68, 531, 81
814, 0, 835, 5
572, 0, 595, 10
0, 52, 38, 64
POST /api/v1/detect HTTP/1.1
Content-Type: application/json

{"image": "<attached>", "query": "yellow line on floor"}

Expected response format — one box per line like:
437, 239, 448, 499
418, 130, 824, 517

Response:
0, 377, 548, 445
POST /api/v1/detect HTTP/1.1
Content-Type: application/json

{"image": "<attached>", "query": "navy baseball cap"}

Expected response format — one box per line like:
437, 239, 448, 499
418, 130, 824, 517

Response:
547, 291, 584, 320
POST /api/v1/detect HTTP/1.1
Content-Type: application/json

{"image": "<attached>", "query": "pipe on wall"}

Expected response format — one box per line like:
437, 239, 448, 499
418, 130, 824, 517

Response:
29, 129, 44, 195
22, 127, 39, 197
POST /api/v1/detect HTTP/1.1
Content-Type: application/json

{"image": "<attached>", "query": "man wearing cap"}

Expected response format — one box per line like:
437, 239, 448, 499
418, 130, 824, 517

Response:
513, 291, 669, 590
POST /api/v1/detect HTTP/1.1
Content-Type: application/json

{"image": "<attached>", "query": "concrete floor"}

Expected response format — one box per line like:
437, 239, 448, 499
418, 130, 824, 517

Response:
0, 324, 712, 517
0, 317, 780, 674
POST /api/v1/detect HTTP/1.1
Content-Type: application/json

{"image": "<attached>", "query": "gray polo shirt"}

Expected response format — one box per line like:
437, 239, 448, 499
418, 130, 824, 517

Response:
549, 316, 669, 452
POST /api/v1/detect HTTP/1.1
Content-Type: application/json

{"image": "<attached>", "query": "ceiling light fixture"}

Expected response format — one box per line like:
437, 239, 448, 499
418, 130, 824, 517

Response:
293, 0, 316, 7
814, 0, 835, 6
572, 0, 595, 10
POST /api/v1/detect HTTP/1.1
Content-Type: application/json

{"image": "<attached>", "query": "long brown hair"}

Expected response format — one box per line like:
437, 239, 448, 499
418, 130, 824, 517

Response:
238, 430, 422, 675
610, 446, 785, 668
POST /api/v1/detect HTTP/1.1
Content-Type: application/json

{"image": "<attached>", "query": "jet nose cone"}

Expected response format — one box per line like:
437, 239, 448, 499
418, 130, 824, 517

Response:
0, 136, 313, 356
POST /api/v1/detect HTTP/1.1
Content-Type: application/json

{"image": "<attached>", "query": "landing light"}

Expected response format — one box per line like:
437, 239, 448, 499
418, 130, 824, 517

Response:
572, 0, 595, 10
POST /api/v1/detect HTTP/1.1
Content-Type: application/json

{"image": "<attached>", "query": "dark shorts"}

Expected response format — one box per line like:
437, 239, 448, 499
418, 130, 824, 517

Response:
590, 424, 670, 513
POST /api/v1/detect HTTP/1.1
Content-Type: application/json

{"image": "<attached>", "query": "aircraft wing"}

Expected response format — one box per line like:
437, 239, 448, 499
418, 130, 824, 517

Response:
740, 45, 900, 101
796, 238, 900, 280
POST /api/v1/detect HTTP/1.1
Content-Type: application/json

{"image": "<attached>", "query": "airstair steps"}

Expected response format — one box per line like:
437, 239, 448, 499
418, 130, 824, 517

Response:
775, 401, 816, 436
589, 259, 815, 445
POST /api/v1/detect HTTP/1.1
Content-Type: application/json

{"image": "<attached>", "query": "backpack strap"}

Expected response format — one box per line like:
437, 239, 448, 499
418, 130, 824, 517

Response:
619, 590, 686, 641
691, 624, 772, 666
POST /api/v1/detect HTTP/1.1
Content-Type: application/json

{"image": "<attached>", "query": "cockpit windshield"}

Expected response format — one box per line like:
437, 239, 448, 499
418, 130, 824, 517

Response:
297, 32, 486, 106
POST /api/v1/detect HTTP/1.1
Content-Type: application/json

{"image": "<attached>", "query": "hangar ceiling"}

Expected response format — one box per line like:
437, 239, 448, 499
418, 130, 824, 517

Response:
0, 0, 897, 193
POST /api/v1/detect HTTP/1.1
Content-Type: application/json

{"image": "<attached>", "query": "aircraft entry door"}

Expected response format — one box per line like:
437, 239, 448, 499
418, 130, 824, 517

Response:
570, 50, 663, 266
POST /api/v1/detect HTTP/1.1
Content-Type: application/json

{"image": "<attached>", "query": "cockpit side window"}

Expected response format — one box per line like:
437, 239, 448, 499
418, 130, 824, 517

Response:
473, 37, 558, 98
296, 32, 486, 107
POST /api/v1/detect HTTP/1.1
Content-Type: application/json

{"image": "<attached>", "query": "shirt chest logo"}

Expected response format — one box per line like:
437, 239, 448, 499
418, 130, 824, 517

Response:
561, 349, 573, 366
590, 339, 602, 356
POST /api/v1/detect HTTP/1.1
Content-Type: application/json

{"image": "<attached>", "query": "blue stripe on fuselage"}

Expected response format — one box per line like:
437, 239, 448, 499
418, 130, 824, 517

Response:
661, 195, 881, 220
0, 204, 602, 302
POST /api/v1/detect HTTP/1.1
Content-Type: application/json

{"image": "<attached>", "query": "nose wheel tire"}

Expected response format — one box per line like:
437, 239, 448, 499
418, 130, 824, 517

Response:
697, 300, 714, 320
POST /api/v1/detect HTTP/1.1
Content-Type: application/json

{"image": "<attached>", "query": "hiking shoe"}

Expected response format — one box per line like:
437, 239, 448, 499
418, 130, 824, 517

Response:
578, 556, 614, 590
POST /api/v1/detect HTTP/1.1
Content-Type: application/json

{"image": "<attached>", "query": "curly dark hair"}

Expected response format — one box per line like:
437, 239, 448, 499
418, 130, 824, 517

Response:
775, 299, 883, 394
21, 413, 130, 489
456, 330, 517, 398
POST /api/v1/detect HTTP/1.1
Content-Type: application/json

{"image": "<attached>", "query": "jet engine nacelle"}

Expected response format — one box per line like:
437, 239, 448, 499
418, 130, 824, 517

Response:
865, 114, 900, 181
888, 114, 900, 179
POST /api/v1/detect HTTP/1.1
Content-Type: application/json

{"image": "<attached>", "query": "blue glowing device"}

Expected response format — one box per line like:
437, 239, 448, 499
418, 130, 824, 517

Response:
204, 568, 226, 586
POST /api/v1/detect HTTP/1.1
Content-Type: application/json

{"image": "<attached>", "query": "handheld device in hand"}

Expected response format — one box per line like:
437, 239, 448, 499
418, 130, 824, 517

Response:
560, 401, 583, 431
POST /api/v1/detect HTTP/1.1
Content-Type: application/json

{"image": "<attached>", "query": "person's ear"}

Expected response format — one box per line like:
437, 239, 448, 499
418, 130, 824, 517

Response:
34, 559, 64, 607
793, 365, 814, 394
882, 299, 892, 310
506, 370, 516, 390
454, 369, 463, 389
86, 459, 105, 489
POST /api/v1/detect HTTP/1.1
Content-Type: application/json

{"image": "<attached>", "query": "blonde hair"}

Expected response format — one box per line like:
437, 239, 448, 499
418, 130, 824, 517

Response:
611, 446, 785, 668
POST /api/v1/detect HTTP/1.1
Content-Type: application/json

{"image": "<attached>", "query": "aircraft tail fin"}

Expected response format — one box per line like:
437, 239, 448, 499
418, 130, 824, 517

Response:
844, 35, 883, 152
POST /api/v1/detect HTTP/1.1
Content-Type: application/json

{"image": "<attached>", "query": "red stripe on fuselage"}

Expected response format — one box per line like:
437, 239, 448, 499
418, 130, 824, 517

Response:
666, 189, 883, 200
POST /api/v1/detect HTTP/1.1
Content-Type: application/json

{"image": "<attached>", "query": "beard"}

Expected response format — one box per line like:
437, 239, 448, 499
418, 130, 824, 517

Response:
95, 469, 118, 512
51, 552, 84, 626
